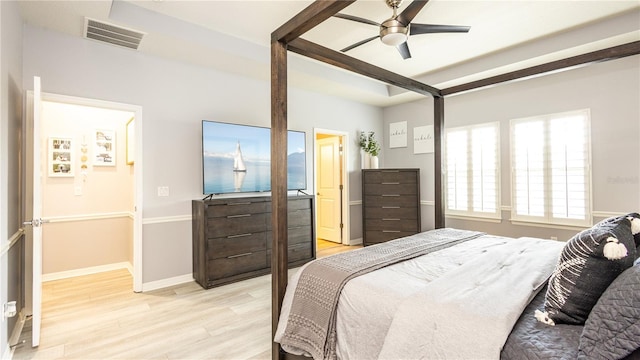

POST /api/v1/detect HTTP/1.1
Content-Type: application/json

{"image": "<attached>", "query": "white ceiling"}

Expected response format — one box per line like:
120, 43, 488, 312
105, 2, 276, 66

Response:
18, 0, 640, 107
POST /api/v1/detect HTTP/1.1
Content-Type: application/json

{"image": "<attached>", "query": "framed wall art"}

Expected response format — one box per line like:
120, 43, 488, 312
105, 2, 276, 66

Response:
94, 129, 116, 166
48, 137, 74, 177
414, 125, 434, 154
389, 121, 408, 148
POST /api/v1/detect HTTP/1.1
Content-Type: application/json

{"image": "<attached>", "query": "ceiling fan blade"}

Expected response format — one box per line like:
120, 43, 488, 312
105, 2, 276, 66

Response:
334, 13, 381, 27
410, 23, 471, 35
341, 35, 380, 52
397, 41, 411, 60
397, 0, 429, 26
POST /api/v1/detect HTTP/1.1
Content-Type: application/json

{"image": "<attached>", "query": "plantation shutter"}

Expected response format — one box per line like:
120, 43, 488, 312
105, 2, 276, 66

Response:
511, 110, 591, 226
445, 122, 500, 219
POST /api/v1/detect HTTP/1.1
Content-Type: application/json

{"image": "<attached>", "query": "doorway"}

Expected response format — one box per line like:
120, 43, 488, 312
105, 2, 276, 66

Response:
37, 93, 142, 291
24, 90, 143, 347
314, 129, 349, 249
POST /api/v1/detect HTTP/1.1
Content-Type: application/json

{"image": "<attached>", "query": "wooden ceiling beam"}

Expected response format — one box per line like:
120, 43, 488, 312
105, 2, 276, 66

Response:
271, 0, 355, 44
442, 40, 640, 96
288, 38, 441, 97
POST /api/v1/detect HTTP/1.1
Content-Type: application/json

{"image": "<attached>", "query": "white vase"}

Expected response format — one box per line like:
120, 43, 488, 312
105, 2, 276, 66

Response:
361, 151, 371, 169
370, 155, 379, 169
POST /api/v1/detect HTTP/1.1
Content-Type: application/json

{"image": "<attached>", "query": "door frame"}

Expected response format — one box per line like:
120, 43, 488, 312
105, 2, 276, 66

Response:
32, 92, 143, 292
313, 128, 350, 245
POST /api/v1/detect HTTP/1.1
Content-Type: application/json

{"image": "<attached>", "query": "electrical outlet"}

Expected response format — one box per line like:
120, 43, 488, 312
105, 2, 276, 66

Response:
157, 186, 170, 197
3, 301, 17, 320
74, 186, 83, 196
550, 236, 558, 241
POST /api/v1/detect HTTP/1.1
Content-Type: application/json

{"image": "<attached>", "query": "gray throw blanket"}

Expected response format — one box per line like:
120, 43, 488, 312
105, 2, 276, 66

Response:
278, 228, 485, 360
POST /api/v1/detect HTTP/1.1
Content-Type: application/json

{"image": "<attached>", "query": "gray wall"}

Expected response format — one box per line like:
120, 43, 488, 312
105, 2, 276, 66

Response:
22, 25, 383, 283
1, 0, 24, 356
383, 55, 640, 241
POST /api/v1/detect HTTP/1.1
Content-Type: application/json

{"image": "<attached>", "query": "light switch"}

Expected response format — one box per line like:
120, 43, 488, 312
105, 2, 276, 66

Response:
157, 186, 170, 197
74, 186, 82, 196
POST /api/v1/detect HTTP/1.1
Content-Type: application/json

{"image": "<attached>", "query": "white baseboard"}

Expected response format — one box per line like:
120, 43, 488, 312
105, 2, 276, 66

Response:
42, 262, 132, 282
141, 274, 193, 292
347, 237, 363, 246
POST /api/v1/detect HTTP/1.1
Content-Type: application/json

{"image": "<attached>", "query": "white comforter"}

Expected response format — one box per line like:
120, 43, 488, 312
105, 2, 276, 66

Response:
275, 235, 564, 359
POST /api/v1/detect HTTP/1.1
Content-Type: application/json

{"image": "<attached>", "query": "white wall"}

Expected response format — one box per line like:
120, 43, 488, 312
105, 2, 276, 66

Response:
22, 26, 383, 284
383, 55, 640, 240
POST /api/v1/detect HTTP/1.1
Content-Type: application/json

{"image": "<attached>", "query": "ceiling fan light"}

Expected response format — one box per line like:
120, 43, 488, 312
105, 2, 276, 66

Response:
380, 18, 408, 46
381, 32, 407, 46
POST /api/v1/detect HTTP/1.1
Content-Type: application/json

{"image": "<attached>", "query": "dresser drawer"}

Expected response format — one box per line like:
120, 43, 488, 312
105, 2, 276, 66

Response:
363, 170, 418, 184
364, 207, 418, 219
267, 243, 313, 265
364, 183, 418, 196
206, 200, 268, 218
208, 232, 267, 260
364, 195, 418, 207
267, 225, 311, 248
266, 209, 311, 229
364, 218, 419, 232
207, 250, 267, 280
207, 213, 268, 238
365, 230, 417, 244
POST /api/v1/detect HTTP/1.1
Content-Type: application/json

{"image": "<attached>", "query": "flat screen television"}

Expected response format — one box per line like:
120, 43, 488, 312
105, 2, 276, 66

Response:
202, 120, 306, 195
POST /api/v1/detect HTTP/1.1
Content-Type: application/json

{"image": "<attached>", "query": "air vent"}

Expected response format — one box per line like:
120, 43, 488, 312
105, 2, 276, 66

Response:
84, 18, 145, 50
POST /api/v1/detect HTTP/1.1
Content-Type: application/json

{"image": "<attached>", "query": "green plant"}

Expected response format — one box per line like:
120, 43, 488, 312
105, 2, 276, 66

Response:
359, 131, 380, 157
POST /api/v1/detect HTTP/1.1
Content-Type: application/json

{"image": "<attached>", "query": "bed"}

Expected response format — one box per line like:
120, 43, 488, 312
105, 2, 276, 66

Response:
268, 2, 640, 359
274, 218, 640, 360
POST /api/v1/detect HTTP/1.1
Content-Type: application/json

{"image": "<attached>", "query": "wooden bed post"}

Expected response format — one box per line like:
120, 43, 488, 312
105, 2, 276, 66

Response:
271, 38, 289, 360
434, 96, 445, 229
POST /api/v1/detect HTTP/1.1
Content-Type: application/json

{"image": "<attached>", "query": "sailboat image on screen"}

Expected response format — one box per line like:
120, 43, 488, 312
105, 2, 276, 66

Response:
233, 141, 247, 172
233, 140, 247, 192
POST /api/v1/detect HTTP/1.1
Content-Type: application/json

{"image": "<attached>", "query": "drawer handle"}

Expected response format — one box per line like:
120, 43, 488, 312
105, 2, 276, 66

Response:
382, 182, 400, 185
227, 214, 251, 218
227, 233, 252, 239
382, 218, 400, 221
382, 206, 400, 209
382, 170, 400, 173
382, 230, 401, 233
228, 202, 252, 206
227, 252, 252, 259
381, 194, 400, 197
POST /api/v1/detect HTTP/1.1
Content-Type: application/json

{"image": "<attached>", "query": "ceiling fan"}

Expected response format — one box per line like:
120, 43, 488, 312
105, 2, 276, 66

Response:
335, 0, 470, 60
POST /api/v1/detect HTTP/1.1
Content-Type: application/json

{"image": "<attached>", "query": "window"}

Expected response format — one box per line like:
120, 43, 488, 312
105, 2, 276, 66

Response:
445, 122, 500, 219
510, 109, 591, 227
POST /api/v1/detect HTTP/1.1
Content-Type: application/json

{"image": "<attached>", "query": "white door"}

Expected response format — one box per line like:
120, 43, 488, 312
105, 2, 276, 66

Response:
24, 76, 45, 347
316, 136, 342, 243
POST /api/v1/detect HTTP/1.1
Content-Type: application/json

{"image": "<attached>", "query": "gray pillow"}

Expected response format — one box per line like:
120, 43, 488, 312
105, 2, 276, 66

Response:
578, 264, 640, 359
536, 215, 637, 325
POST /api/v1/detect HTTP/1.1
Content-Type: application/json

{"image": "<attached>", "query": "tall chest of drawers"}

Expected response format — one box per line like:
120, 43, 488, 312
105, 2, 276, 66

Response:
362, 168, 421, 246
192, 195, 315, 289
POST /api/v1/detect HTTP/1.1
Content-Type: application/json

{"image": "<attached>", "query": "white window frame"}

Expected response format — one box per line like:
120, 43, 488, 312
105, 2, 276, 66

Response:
444, 122, 501, 220
510, 109, 592, 227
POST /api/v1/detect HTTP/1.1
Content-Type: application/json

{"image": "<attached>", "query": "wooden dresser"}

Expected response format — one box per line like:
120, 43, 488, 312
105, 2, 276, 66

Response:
192, 195, 315, 289
362, 168, 421, 246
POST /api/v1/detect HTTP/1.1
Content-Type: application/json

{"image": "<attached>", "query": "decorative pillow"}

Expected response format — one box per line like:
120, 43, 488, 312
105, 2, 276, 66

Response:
535, 215, 637, 326
577, 264, 640, 360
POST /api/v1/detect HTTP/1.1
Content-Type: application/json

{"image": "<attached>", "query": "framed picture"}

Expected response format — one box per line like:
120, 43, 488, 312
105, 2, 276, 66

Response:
48, 137, 74, 177
414, 125, 434, 154
389, 121, 408, 148
126, 117, 134, 165
94, 129, 116, 166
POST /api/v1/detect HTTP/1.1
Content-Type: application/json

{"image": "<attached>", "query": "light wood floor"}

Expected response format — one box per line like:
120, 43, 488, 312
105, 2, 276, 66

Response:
13, 242, 359, 360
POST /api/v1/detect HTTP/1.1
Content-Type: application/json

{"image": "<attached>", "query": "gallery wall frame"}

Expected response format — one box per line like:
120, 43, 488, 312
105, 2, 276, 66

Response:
48, 136, 74, 177
94, 129, 116, 166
